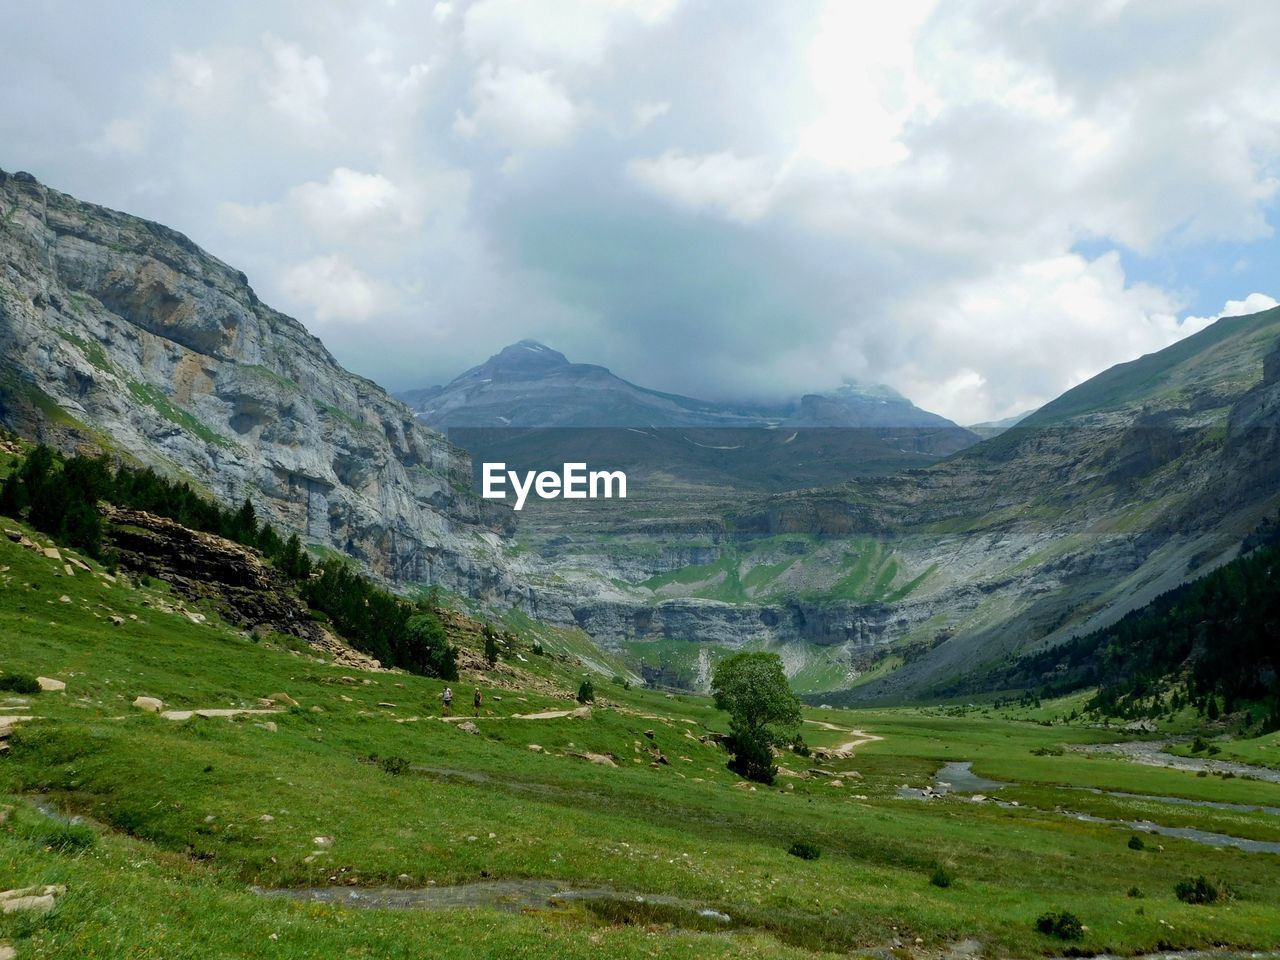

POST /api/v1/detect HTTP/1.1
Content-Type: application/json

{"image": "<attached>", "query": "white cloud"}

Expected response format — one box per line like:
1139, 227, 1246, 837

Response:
290, 168, 403, 232
1185, 292, 1279, 327
263, 37, 329, 126
463, 0, 678, 67
91, 117, 147, 156
631, 100, 669, 129
626, 150, 776, 223
455, 63, 579, 148
888, 252, 1200, 422
281, 255, 387, 324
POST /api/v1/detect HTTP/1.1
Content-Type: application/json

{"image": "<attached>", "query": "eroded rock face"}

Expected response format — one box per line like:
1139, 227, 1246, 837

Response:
0, 168, 514, 597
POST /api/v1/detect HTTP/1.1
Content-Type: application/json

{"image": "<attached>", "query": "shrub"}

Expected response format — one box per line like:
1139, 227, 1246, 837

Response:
726, 727, 776, 785
1174, 876, 1218, 904
790, 734, 811, 758
788, 840, 820, 861
0, 672, 41, 694
1207, 744, 1221, 755
378, 756, 411, 776
1190, 736, 1209, 752
1031, 744, 1064, 756
531, 641, 544, 656
1127, 887, 1144, 898
577, 680, 595, 704
1035, 911, 1084, 941
930, 865, 954, 888
1128, 835, 1146, 850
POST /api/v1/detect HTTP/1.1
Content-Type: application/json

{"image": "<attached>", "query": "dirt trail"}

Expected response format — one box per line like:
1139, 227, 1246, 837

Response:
439, 705, 593, 723
804, 719, 883, 758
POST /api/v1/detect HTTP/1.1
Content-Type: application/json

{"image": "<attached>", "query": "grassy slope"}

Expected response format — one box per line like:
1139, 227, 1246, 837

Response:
1, 527, 1279, 959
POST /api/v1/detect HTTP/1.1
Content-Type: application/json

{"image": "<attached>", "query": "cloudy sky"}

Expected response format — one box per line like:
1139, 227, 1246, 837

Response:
2, 0, 1277, 423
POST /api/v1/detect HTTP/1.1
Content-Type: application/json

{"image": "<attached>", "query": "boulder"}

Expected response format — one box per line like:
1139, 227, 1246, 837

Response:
1, 894, 54, 914
457, 721, 480, 735
0, 941, 15, 960
36, 677, 65, 692
264, 692, 298, 707
133, 696, 164, 713
0, 883, 65, 915
574, 751, 618, 767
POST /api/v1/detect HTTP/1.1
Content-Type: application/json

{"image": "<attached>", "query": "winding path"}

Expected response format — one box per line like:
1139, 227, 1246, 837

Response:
804, 719, 883, 758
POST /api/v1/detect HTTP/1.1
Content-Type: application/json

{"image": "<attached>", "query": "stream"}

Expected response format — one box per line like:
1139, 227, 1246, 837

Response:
896, 762, 1280, 853
1070, 739, 1280, 784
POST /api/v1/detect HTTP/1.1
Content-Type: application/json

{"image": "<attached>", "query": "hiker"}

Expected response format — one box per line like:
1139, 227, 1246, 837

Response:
473, 687, 483, 716
442, 686, 453, 716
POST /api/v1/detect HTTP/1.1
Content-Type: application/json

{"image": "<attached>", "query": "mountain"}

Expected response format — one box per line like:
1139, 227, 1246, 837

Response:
399, 340, 978, 491
0, 168, 512, 593
400, 339, 965, 431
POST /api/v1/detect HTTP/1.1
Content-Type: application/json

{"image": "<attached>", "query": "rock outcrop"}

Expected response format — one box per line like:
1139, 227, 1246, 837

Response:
104, 505, 381, 670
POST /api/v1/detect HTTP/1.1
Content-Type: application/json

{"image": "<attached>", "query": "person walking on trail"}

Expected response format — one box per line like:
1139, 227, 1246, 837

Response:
473, 687, 483, 717
442, 686, 453, 716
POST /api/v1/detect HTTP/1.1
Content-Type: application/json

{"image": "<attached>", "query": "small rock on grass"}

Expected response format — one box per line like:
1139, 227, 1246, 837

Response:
457, 721, 480, 735
36, 677, 65, 692
133, 696, 164, 712
0, 941, 15, 960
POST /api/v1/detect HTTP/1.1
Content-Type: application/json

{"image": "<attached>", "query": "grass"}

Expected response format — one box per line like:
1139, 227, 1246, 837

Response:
0, 524, 1278, 958
126, 380, 238, 450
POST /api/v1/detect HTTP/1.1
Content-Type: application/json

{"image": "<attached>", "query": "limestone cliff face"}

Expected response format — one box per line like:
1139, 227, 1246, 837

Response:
0, 168, 514, 593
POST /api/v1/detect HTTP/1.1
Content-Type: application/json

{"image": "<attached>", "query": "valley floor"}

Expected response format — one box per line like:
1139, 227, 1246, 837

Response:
1, 525, 1278, 959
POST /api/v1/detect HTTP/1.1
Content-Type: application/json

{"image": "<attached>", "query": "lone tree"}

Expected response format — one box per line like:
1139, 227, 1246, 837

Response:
711, 652, 802, 784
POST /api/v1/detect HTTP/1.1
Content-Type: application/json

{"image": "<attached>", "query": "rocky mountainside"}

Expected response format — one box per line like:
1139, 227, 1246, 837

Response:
0, 168, 513, 595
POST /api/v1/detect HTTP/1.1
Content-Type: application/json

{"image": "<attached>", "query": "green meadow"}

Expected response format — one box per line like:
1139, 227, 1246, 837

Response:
2, 523, 1278, 959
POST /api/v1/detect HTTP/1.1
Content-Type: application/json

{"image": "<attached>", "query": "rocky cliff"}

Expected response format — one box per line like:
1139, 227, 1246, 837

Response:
0, 168, 514, 596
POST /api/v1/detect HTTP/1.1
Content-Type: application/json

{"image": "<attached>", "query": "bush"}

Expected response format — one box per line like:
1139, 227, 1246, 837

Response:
790, 734, 811, 758
930, 865, 954, 888
1174, 876, 1218, 904
726, 727, 776, 785
788, 840, 820, 861
1127, 886, 1144, 898
531, 641, 544, 656
1031, 744, 1064, 756
1035, 911, 1084, 941
1190, 736, 1209, 752
0, 672, 41, 694
1128, 834, 1146, 850
577, 680, 595, 704
378, 756, 411, 776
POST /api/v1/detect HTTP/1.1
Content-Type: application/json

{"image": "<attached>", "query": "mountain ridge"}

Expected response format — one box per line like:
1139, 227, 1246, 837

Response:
399, 338, 967, 432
